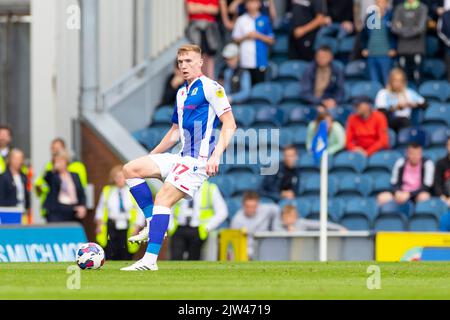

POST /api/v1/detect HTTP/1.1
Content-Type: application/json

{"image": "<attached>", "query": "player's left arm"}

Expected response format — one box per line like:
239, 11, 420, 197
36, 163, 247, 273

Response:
206, 111, 237, 176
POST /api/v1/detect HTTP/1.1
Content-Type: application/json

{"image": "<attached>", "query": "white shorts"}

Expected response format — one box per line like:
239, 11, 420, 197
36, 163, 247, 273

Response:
148, 153, 209, 199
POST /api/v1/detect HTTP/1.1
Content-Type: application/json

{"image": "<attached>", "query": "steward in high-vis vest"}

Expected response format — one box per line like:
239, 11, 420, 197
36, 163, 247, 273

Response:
95, 166, 145, 260
168, 181, 228, 261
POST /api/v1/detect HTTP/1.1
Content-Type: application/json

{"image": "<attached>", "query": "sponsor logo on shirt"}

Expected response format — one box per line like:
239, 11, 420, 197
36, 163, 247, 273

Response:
216, 89, 225, 98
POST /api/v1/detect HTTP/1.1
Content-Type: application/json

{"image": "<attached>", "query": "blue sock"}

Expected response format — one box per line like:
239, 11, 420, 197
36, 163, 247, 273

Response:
127, 179, 153, 220
146, 214, 170, 255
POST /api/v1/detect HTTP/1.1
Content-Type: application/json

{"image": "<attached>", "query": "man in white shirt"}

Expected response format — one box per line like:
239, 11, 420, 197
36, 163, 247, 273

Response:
169, 181, 228, 260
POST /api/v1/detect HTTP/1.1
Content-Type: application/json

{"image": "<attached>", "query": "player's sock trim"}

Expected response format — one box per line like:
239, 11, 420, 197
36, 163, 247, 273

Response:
146, 243, 162, 255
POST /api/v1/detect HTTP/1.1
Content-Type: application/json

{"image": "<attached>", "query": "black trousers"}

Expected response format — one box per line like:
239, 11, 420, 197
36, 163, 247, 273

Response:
446, 53, 450, 83
105, 220, 131, 261
46, 204, 78, 223
246, 68, 266, 86
170, 226, 205, 261
399, 54, 422, 85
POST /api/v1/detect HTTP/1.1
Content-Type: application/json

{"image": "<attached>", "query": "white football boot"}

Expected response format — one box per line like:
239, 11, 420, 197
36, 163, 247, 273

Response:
128, 225, 168, 244
120, 259, 158, 271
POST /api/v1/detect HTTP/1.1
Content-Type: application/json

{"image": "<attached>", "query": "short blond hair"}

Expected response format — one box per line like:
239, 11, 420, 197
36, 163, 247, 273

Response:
282, 204, 298, 216
178, 44, 202, 56
387, 68, 407, 92
53, 150, 71, 164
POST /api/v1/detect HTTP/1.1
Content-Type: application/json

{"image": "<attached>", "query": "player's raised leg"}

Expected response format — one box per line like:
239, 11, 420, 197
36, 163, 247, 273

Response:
121, 182, 186, 271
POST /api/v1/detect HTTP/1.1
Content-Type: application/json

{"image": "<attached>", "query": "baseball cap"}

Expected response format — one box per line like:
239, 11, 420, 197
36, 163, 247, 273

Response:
222, 43, 239, 59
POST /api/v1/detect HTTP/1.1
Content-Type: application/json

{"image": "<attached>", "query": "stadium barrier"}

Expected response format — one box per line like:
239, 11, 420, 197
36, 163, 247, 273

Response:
219, 229, 248, 261
0, 223, 87, 262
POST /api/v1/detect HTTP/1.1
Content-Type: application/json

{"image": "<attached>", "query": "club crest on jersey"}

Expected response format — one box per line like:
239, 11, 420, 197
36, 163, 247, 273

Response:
193, 166, 198, 172
191, 88, 198, 96
216, 89, 225, 98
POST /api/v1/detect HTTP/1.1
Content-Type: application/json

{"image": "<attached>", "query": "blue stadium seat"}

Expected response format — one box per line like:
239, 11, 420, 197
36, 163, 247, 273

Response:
422, 59, 447, 80
223, 161, 258, 175
340, 198, 377, 231
266, 60, 279, 81
314, 36, 338, 54
329, 105, 352, 126
229, 173, 262, 196
419, 81, 450, 102
291, 125, 308, 149
345, 60, 367, 80
277, 60, 308, 82
335, 173, 373, 200
232, 106, 256, 128
373, 201, 412, 231
287, 107, 317, 126
422, 104, 450, 127
254, 106, 285, 126
337, 36, 355, 54
152, 105, 173, 125
132, 127, 166, 150
389, 129, 397, 148
397, 127, 429, 148
429, 127, 450, 147
426, 36, 440, 57
297, 153, 320, 176
209, 175, 235, 198
365, 150, 402, 176
369, 173, 393, 195
331, 151, 368, 174
279, 198, 311, 218
299, 175, 338, 198
271, 34, 289, 57
307, 197, 344, 222
350, 81, 383, 101
226, 198, 242, 221
423, 148, 447, 163
409, 198, 448, 232
248, 82, 284, 105
281, 82, 302, 104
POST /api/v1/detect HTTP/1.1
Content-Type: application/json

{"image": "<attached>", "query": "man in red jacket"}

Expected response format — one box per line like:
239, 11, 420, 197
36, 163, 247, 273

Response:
346, 97, 390, 156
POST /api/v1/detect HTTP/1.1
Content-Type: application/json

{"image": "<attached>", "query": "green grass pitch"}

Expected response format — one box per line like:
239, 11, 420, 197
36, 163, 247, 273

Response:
1, 261, 450, 299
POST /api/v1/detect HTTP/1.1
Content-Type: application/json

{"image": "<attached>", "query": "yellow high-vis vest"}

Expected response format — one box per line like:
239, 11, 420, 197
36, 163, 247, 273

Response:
0, 155, 5, 174
34, 161, 88, 217
95, 185, 140, 254
169, 181, 216, 240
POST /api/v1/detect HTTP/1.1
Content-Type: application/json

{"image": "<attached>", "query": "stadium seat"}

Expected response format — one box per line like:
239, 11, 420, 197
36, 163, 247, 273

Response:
287, 107, 317, 126
291, 125, 309, 149
329, 105, 352, 126
397, 127, 429, 148
232, 106, 256, 128
279, 198, 311, 218
419, 81, 450, 103
422, 59, 447, 80
337, 36, 355, 54
266, 60, 279, 81
340, 198, 377, 231
422, 104, 450, 127
229, 173, 262, 197
297, 153, 320, 176
307, 197, 344, 222
209, 175, 236, 199
152, 105, 173, 125
365, 150, 402, 176
373, 201, 412, 231
369, 173, 393, 195
279, 128, 295, 148
271, 34, 289, 63
344, 60, 367, 80
423, 148, 447, 163
426, 36, 440, 57
314, 36, 338, 54
254, 106, 285, 127
350, 81, 383, 101
225, 198, 242, 221
299, 175, 338, 198
281, 82, 302, 104
277, 60, 308, 82
389, 129, 397, 148
132, 127, 166, 150
331, 151, 367, 174
335, 173, 373, 200
248, 82, 284, 105
409, 198, 448, 232
429, 127, 450, 147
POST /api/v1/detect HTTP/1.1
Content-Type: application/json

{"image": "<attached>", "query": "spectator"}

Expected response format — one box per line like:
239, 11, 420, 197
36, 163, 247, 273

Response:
218, 43, 252, 104
159, 61, 185, 107
259, 145, 300, 202
232, 0, 275, 85
434, 137, 450, 207
219, 0, 237, 32
273, 204, 347, 232
229, 0, 277, 22
169, 181, 228, 260
300, 46, 345, 109
185, 0, 221, 78
0, 125, 12, 174
306, 108, 346, 156
43, 150, 87, 223
391, 0, 428, 85
346, 96, 390, 156
375, 68, 427, 132
35, 138, 88, 217
95, 165, 145, 261
289, 0, 327, 61
437, 5, 450, 82
230, 191, 279, 259
0, 149, 30, 212
354, 0, 376, 32
360, 0, 397, 86
378, 142, 434, 205
319, 0, 355, 40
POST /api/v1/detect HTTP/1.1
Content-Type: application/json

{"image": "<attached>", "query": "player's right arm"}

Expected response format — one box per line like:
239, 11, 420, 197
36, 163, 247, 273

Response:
150, 124, 180, 155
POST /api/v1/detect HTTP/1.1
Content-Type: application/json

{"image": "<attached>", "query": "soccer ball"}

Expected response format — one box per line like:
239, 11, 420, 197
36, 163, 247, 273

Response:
76, 242, 105, 270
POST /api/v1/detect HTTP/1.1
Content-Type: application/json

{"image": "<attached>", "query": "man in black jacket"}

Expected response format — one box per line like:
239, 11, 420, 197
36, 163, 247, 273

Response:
259, 145, 300, 202
434, 137, 450, 208
437, 8, 450, 82
0, 149, 30, 211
